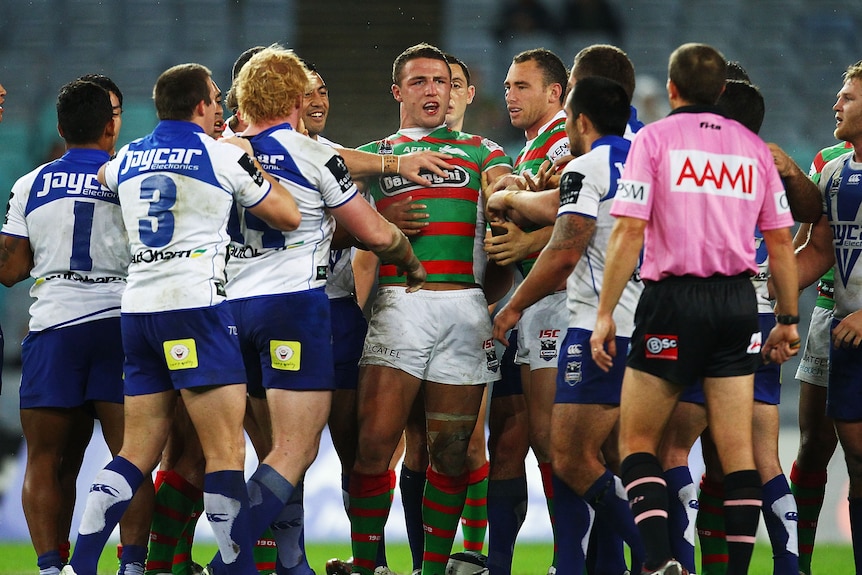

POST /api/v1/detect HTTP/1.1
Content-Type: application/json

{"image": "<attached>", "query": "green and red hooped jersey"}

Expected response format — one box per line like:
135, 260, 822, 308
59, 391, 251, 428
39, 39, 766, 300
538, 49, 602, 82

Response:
809, 141, 852, 311
360, 126, 512, 286
512, 111, 570, 276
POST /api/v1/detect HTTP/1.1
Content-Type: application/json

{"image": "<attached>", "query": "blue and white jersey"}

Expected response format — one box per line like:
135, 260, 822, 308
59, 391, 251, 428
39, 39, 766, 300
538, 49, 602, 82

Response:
752, 227, 773, 314
105, 120, 271, 313
316, 135, 358, 300
820, 150, 862, 320
226, 123, 357, 298
557, 135, 642, 336
3, 148, 127, 332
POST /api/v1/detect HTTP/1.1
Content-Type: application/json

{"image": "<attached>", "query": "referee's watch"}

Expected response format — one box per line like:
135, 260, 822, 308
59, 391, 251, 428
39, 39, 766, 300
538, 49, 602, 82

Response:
775, 314, 800, 325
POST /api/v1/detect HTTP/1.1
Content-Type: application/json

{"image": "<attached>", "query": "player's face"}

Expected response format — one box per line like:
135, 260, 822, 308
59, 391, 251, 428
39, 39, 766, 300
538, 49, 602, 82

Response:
203, 79, 222, 138
445, 63, 474, 131
108, 91, 122, 152
504, 59, 557, 133
834, 77, 862, 144
392, 57, 451, 129
564, 93, 585, 157
0, 82, 5, 123
303, 72, 330, 138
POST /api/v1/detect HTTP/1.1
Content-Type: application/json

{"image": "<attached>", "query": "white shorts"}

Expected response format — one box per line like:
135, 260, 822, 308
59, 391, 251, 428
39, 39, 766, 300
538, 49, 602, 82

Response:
360, 286, 500, 385
515, 290, 567, 370
794, 305, 832, 387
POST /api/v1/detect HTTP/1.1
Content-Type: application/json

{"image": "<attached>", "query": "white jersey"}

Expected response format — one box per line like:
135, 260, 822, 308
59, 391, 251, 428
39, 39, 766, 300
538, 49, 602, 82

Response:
315, 134, 358, 300
226, 123, 357, 298
557, 135, 642, 336
105, 120, 272, 313
2, 149, 128, 331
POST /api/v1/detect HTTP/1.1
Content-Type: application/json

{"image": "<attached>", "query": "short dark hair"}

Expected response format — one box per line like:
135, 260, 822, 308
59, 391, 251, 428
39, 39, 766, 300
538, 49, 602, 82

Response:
725, 60, 751, 83
513, 48, 568, 104
57, 80, 113, 145
78, 73, 123, 108
154, 63, 213, 121
392, 43, 449, 85
567, 76, 629, 137
232, 46, 266, 81
571, 44, 636, 102
444, 53, 471, 86
668, 43, 727, 105
717, 80, 765, 134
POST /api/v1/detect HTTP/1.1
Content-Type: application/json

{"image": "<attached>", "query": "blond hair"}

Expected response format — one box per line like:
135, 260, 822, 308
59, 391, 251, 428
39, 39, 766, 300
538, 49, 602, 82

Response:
233, 44, 314, 124
844, 60, 862, 83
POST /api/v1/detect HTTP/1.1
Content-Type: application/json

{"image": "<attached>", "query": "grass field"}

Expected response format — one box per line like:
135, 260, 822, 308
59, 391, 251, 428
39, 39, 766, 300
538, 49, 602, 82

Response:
0, 541, 853, 575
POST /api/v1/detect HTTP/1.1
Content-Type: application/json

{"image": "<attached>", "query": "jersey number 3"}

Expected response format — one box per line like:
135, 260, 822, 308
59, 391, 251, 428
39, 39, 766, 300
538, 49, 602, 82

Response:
138, 175, 177, 248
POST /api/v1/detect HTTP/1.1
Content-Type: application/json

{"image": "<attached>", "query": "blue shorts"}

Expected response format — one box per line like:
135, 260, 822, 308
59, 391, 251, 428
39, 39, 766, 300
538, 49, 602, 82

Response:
678, 314, 781, 405
491, 329, 523, 398
555, 328, 628, 405
122, 304, 248, 396
231, 288, 335, 392
20, 318, 124, 409
828, 317, 862, 420
331, 296, 368, 391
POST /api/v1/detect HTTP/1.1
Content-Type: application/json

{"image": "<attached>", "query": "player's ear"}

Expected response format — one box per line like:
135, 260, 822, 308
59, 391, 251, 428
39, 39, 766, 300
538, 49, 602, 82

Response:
392, 83, 403, 103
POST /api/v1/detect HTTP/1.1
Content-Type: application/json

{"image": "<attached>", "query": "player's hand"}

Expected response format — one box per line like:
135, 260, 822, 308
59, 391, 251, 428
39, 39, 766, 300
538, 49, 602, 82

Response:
397, 151, 452, 186
531, 159, 561, 191
380, 196, 429, 236
832, 311, 862, 348
400, 260, 427, 293
484, 221, 532, 266
491, 173, 530, 193
762, 322, 801, 363
590, 312, 617, 372
220, 135, 254, 156
767, 143, 797, 178
485, 189, 518, 223
492, 303, 521, 345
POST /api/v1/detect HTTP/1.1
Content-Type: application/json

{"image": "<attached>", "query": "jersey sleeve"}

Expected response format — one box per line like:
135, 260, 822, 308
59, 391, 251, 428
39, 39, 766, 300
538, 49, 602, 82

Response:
315, 148, 358, 209
479, 138, 513, 172
556, 157, 600, 220
2, 171, 35, 239
611, 129, 655, 221
213, 143, 272, 208
103, 147, 126, 192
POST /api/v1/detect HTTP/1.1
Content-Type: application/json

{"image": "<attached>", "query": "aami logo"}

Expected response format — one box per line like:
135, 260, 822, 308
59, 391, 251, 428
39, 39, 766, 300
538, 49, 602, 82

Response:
670, 150, 757, 199
379, 166, 470, 196
616, 179, 649, 205
644, 334, 678, 360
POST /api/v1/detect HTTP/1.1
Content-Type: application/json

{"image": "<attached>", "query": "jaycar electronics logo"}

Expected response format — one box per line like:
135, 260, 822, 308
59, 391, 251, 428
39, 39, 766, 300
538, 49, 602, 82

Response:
644, 334, 678, 360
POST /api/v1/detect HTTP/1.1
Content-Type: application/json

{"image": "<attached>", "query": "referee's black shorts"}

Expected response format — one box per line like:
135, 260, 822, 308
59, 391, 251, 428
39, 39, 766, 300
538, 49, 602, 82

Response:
627, 274, 761, 387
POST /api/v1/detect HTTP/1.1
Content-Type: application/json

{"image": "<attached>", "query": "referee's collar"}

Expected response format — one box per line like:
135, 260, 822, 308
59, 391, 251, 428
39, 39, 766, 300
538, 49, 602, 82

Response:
668, 104, 725, 117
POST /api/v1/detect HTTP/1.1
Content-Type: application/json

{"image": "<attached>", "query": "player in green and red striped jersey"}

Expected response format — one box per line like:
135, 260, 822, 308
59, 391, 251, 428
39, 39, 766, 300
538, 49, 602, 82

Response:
483, 48, 570, 575
347, 43, 512, 575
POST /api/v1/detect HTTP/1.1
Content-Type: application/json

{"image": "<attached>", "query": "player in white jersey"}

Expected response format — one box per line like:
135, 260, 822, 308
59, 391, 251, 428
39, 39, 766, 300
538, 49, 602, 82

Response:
0, 78, 150, 575
201, 46, 425, 575
794, 60, 862, 573
62, 63, 301, 575
491, 76, 645, 575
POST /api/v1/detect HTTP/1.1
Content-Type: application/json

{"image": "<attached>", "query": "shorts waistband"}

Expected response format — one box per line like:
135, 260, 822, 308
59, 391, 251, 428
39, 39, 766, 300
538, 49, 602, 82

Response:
646, 272, 751, 285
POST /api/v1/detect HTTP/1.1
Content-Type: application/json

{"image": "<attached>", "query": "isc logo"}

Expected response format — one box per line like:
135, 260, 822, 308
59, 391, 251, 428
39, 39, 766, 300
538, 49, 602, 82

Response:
645, 334, 678, 360
539, 329, 560, 339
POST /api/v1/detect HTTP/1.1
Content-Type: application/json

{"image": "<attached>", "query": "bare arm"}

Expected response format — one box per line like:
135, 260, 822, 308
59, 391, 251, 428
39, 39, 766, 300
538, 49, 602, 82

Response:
768, 143, 821, 223
795, 214, 835, 290
590, 216, 646, 371
330, 195, 425, 292
353, 248, 379, 312
0, 234, 34, 287
486, 188, 560, 227
338, 148, 452, 186
484, 222, 553, 267
492, 213, 595, 344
